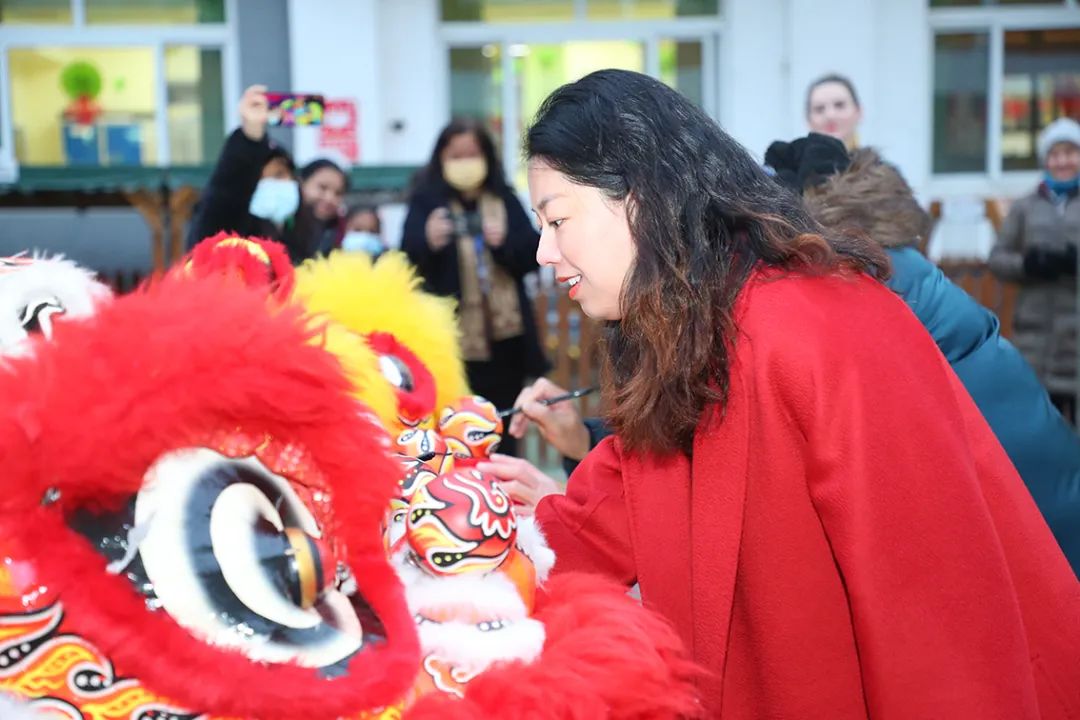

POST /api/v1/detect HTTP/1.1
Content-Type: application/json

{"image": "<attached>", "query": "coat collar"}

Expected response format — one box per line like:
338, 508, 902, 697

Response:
619, 351, 752, 708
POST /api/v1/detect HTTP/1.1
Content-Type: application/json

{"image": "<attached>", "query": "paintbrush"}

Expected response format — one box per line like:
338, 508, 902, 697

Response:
497, 385, 598, 420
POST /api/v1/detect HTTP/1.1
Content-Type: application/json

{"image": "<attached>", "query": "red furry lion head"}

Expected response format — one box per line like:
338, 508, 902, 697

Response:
0, 274, 419, 719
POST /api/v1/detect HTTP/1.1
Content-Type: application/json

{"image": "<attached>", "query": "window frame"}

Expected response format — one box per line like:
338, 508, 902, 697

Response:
0, 0, 239, 171
928, 1, 1080, 192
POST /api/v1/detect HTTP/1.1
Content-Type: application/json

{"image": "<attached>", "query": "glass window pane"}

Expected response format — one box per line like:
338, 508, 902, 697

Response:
86, 0, 225, 24
449, 45, 504, 149
1002, 28, 1080, 171
165, 46, 224, 165
0, 0, 72, 24
930, 1, 1066, 6
513, 40, 645, 186
441, 0, 574, 22
659, 39, 704, 108
9, 47, 158, 166
587, 0, 719, 20
933, 32, 989, 173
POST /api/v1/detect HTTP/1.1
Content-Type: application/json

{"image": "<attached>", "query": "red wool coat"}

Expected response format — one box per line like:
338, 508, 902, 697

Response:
537, 269, 1080, 719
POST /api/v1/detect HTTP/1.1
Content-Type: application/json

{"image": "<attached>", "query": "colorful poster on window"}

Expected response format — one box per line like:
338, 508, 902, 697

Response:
318, 99, 359, 164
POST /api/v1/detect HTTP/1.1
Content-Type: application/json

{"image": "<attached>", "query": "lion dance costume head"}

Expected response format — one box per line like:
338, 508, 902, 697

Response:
0, 254, 111, 356
0, 274, 419, 719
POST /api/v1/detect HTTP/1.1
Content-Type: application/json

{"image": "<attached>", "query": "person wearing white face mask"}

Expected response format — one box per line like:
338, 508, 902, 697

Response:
402, 119, 549, 457
339, 205, 386, 257
187, 85, 328, 264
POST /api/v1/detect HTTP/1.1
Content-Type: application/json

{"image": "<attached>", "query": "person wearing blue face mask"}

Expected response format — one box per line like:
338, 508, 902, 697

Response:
990, 117, 1080, 421
187, 85, 336, 264
339, 205, 385, 257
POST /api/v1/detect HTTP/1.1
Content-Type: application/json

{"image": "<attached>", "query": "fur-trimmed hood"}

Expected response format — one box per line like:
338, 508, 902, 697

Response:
803, 148, 932, 250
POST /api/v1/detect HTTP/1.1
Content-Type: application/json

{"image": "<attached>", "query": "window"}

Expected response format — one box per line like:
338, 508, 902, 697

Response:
0, 0, 73, 24
11, 47, 159, 165
2, 1, 231, 167
85, 0, 225, 24
659, 39, 705, 108
586, 0, 720, 19
933, 33, 990, 173
449, 45, 504, 147
930, 1, 1079, 176
0, 0, 225, 24
165, 46, 225, 165
1002, 28, 1080, 170
931, 0, 1064, 6
442, 0, 576, 22
441, 0, 718, 22
442, 1, 720, 184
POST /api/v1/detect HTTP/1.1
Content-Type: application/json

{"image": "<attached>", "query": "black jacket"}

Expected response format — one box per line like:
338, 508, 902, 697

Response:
186, 129, 321, 264
402, 184, 549, 378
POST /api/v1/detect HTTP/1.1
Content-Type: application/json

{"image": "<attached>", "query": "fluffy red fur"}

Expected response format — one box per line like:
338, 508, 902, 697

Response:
405, 573, 703, 719
182, 231, 296, 300
0, 275, 418, 719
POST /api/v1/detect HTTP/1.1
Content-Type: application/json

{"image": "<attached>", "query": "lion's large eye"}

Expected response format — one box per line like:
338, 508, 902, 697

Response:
19, 295, 65, 339
366, 331, 437, 424
378, 354, 415, 393
72, 447, 376, 672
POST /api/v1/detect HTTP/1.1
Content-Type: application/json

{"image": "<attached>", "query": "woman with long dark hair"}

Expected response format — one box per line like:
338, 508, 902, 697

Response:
525, 70, 1079, 718
402, 119, 548, 456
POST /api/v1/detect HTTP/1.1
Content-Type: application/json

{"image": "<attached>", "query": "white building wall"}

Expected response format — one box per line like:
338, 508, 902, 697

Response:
286, 0, 383, 165
720, 0, 789, 162
722, 0, 930, 194
377, 0, 447, 166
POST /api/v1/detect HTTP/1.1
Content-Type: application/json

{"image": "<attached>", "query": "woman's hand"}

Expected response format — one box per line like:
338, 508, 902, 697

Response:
239, 85, 269, 142
477, 454, 563, 515
508, 378, 592, 461
425, 207, 455, 250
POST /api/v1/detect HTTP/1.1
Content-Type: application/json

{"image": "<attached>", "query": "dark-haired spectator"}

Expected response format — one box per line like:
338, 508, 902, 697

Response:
300, 158, 348, 255
401, 119, 548, 456
187, 85, 343, 264
340, 205, 385, 257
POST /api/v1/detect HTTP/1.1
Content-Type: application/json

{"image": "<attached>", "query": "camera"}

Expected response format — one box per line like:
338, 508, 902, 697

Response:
450, 208, 483, 238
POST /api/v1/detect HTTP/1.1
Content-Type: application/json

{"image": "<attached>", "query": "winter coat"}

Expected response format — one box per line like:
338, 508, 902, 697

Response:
889, 245, 1080, 574
537, 268, 1080, 719
401, 184, 549, 380
186, 129, 323, 264
989, 185, 1080, 396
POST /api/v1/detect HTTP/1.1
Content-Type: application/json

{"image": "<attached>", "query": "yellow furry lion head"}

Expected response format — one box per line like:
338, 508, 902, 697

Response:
294, 251, 468, 436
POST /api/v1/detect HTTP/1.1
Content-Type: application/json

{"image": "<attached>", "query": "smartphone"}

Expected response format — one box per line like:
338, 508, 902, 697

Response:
265, 92, 325, 127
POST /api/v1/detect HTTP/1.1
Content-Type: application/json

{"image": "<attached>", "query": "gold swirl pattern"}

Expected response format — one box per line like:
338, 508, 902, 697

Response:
0, 599, 405, 719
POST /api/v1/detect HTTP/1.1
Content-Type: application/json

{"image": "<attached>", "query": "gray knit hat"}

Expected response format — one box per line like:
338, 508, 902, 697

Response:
1038, 117, 1080, 163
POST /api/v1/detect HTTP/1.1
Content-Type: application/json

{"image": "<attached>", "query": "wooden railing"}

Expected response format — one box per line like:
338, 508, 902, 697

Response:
938, 260, 1020, 339
527, 278, 603, 471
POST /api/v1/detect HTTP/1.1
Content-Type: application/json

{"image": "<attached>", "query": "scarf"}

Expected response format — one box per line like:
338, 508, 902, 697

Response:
450, 193, 524, 362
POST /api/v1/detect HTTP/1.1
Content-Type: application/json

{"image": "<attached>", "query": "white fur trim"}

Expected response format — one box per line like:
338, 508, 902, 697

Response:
0, 693, 54, 720
417, 617, 546, 672
514, 516, 555, 583
395, 559, 530, 620
0, 254, 111, 355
